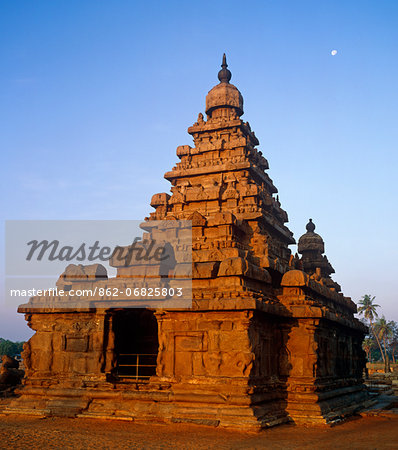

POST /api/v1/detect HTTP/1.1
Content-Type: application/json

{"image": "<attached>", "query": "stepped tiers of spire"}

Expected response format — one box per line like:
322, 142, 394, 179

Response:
149, 54, 295, 301
8, 55, 371, 430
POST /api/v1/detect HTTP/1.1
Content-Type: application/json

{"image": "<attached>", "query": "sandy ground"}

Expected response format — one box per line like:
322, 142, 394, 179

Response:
0, 414, 397, 450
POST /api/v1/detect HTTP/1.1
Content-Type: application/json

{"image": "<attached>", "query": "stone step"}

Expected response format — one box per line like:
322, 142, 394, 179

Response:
77, 413, 134, 422
367, 379, 392, 385
366, 383, 394, 393
360, 394, 398, 416
3, 407, 49, 417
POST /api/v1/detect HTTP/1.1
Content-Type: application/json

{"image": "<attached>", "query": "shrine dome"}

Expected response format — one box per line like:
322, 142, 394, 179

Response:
297, 219, 325, 254
205, 54, 244, 117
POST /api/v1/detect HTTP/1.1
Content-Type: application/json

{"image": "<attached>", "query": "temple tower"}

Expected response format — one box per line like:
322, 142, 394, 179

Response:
149, 54, 295, 304
6, 55, 370, 429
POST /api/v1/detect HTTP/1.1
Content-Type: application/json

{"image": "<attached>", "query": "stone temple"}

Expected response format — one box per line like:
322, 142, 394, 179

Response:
7, 55, 370, 429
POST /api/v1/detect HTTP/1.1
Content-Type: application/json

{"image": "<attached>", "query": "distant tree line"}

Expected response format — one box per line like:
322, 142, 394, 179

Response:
0, 338, 24, 357
358, 295, 398, 364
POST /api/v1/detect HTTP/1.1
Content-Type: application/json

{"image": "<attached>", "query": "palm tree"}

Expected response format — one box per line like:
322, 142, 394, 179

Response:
390, 321, 398, 363
374, 316, 394, 363
362, 338, 373, 362
357, 295, 385, 363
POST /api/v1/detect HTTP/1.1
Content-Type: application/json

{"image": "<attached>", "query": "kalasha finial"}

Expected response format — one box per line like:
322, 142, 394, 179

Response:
218, 53, 232, 83
306, 218, 316, 233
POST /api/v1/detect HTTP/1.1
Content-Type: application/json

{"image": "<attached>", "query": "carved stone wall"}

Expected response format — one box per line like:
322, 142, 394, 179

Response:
21, 312, 112, 384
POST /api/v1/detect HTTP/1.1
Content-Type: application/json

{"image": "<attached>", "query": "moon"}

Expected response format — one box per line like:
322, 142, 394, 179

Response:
331, 50, 338, 56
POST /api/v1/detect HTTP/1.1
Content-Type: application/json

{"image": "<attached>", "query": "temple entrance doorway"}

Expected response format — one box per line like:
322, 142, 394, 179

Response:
113, 309, 158, 380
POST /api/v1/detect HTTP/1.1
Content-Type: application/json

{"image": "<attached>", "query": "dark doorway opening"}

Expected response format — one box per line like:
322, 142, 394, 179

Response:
113, 309, 158, 380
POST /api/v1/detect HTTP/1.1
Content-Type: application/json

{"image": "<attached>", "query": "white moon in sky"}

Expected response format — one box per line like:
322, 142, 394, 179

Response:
331, 50, 338, 56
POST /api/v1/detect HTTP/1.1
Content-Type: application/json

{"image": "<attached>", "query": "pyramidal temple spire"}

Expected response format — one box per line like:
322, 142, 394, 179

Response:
218, 53, 232, 84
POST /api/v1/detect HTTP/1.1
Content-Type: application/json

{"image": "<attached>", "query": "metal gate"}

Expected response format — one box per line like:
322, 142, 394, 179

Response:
116, 353, 157, 380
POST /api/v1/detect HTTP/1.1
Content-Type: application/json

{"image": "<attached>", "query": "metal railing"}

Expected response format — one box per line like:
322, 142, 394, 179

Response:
116, 353, 157, 380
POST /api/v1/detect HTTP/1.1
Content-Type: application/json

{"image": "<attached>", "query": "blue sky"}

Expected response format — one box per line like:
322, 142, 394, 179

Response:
1, 0, 398, 340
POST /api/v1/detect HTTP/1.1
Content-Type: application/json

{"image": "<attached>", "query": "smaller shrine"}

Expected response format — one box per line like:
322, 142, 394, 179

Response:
298, 218, 341, 292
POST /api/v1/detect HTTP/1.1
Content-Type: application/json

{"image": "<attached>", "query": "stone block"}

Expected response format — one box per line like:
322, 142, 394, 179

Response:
218, 257, 248, 276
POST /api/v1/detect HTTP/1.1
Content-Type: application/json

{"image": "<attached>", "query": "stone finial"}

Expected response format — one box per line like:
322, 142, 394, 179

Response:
218, 53, 232, 84
306, 218, 316, 233
206, 54, 243, 117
